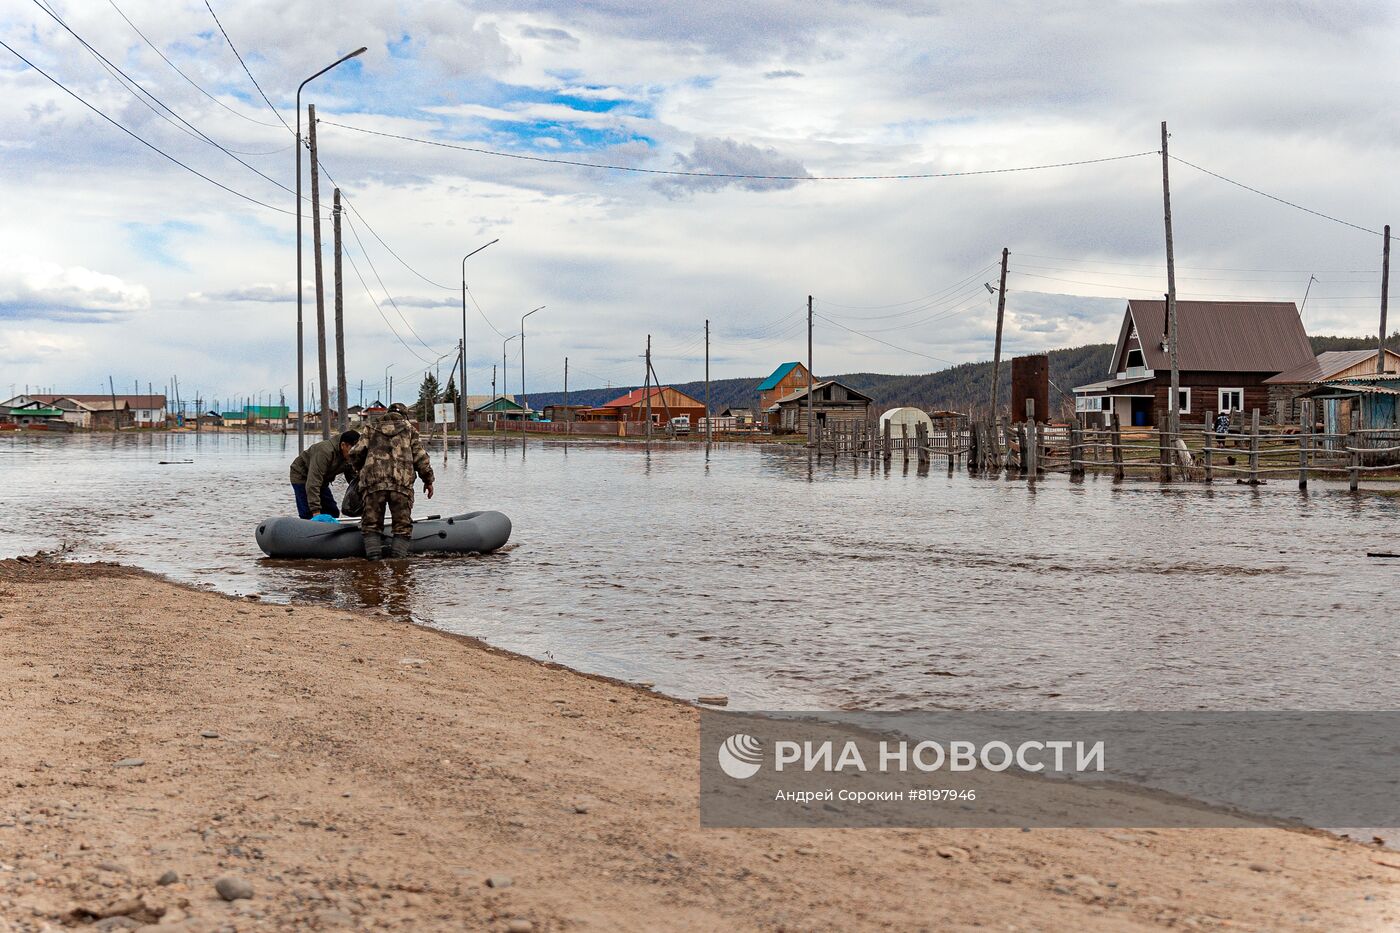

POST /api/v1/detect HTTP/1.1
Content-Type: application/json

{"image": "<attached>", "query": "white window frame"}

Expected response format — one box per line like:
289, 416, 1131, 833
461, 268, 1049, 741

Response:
1125, 348, 1145, 369
1176, 387, 1191, 414
1218, 387, 1243, 412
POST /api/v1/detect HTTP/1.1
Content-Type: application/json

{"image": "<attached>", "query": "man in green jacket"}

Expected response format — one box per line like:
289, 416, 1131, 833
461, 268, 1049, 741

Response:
358, 404, 434, 560
289, 430, 361, 519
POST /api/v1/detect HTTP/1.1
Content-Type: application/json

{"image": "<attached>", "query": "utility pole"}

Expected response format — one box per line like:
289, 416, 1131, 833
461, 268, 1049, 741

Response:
308, 104, 331, 440
108, 375, 118, 432
645, 334, 653, 450
806, 295, 814, 447
990, 247, 1009, 418
1161, 120, 1180, 437
333, 187, 347, 431
491, 364, 498, 441
705, 318, 712, 447
564, 356, 570, 436
1378, 224, 1392, 374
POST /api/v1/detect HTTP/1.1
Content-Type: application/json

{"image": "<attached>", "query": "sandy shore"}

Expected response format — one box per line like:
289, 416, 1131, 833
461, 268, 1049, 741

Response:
1, 556, 1397, 931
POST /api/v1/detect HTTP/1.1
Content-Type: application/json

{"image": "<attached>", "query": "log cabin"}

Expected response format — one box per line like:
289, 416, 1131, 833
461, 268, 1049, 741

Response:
1073, 300, 1314, 427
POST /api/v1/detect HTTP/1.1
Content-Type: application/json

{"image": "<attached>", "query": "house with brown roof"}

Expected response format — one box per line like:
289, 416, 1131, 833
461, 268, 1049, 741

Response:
769, 380, 873, 434
579, 386, 707, 428
3, 393, 166, 427
1073, 300, 1314, 427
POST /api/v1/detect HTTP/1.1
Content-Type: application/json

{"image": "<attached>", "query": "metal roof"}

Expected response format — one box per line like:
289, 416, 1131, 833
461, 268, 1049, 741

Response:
1073, 375, 1156, 394
1264, 349, 1399, 385
23, 393, 167, 408
1113, 301, 1313, 374
600, 386, 705, 408
1301, 381, 1400, 398
771, 380, 874, 405
756, 362, 803, 391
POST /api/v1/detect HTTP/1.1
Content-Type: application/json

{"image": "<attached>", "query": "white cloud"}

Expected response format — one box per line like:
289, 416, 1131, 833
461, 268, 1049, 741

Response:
0, 328, 87, 365
0, 0, 1394, 400
0, 257, 150, 321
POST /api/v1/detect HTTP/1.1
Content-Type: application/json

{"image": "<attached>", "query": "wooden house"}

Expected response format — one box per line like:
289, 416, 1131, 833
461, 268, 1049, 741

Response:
756, 362, 811, 428
473, 396, 531, 423
579, 386, 707, 427
770, 380, 873, 433
1264, 349, 1400, 424
720, 406, 755, 427
1073, 300, 1313, 427
542, 404, 588, 423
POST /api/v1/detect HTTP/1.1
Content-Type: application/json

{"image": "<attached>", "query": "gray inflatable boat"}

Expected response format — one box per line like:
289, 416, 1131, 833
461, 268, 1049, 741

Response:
256, 511, 511, 560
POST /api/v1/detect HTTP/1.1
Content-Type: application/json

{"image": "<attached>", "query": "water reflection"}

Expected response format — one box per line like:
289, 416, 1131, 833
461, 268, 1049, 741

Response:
2, 432, 1398, 712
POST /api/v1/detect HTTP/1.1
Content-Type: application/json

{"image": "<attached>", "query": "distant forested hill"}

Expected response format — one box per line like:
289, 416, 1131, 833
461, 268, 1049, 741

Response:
524, 334, 1383, 416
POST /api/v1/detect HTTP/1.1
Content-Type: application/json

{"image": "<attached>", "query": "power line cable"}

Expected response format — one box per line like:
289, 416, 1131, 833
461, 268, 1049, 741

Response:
813, 262, 999, 311
464, 285, 507, 339
317, 119, 1158, 182
1018, 252, 1377, 275
814, 313, 954, 365
32, 0, 299, 179
0, 38, 298, 216
341, 210, 445, 356
1170, 154, 1381, 237
105, 0, 284, 131
341, 240, 434, 365
201, 0, 293, 135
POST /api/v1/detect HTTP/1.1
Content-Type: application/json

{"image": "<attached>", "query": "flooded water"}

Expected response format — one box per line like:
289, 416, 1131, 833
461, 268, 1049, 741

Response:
3, 432, 1398, 712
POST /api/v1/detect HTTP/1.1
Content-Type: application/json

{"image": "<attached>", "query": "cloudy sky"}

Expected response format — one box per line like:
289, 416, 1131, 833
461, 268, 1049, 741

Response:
1, 0, 1396, 408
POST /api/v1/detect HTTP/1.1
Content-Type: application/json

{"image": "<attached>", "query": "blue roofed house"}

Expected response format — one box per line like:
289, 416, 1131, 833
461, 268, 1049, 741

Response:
756, 361, 811, 430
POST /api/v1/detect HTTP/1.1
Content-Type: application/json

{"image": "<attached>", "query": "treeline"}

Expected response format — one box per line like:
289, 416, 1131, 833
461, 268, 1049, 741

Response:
524, 334, 1384, 415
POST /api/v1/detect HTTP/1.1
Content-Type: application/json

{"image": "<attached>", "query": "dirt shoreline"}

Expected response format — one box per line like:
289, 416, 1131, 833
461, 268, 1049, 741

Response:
2, 557, 1397, 931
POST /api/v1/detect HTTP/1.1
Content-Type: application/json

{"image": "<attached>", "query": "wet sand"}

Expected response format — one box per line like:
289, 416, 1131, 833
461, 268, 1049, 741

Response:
1, 556, 1397, 931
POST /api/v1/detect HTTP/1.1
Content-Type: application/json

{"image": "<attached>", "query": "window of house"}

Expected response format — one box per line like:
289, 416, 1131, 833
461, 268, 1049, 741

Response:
1218, 388, 1243, 412
1101, 397, 1112, 411
1176, 388, 1191, 414
1125, 349, 1145, 369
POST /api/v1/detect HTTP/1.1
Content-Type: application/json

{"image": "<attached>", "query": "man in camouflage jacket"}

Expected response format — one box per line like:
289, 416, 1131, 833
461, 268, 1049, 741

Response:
358, 403, 434, 560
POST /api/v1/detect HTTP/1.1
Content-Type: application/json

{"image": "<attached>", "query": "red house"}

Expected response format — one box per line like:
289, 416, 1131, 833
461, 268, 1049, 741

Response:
579, 386, 708, 427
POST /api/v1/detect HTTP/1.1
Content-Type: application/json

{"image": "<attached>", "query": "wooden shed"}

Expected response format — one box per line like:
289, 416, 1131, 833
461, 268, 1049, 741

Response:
770, 380, 872, 433
1264, 349, 1400, 424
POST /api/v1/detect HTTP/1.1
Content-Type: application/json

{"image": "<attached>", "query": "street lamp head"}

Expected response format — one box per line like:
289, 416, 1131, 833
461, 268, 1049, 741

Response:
349, 46, 368, 59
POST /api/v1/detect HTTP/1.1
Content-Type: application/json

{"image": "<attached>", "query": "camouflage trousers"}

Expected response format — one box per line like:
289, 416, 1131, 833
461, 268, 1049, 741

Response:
360, 488, 414, 538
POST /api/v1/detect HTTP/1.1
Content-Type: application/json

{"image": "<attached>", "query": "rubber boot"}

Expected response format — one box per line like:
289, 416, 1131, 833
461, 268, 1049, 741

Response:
363, 531, 383, 561
389, 535, 411, 560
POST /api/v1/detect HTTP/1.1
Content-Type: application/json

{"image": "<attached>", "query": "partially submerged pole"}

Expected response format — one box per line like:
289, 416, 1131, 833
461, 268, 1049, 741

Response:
307, 104, 331, 441
990, 247, 1009, 419
332, 187, 347, 432
1378, 224, 1392, 374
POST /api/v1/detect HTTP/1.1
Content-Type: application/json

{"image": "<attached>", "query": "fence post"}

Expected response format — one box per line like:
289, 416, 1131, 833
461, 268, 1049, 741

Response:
1298, 399, 1311, 489
1110, 413, 1124, 481
882, 418, 892, 463
1202, 409, 1214, 483
902, 422, 909, 464
1155, 411, 1170, 482
1348, 430, 1360, 491
1249, 408, 1260, 485
1069, 419, 1083, 479
946, 422, 955, 470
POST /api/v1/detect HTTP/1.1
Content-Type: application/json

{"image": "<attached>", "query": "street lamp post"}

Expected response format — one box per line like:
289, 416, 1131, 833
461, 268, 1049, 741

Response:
296, 45, 366, 453
520, 305, 544, 417
460, 238, 499, 460
502, 334, 518, 433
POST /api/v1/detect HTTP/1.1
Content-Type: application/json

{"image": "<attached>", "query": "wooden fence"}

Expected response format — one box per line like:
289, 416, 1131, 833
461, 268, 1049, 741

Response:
812, 402, 1400, 491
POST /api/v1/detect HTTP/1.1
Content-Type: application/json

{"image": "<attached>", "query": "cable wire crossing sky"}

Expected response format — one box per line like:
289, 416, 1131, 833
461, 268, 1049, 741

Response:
0, 0, 1394, 402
